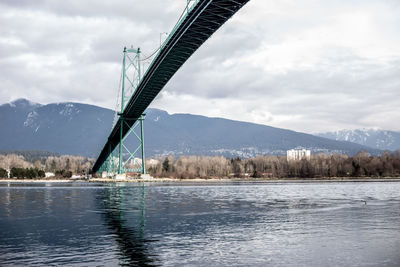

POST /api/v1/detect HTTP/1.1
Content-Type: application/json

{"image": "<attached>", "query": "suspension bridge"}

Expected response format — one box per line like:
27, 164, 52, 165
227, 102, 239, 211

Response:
92, 0, 250, 176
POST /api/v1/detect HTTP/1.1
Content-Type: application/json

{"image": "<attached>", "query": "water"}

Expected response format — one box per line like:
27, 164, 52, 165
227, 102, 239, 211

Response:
1, 181, 399, 266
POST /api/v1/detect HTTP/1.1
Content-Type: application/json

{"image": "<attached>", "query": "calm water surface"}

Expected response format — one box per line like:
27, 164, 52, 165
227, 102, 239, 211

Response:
0, 181, 399, 266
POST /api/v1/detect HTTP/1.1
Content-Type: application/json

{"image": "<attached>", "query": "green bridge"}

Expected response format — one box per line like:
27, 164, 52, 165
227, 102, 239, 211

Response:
92, 0, 250, 176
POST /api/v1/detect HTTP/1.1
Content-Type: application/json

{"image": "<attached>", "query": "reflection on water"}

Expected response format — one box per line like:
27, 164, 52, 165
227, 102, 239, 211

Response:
0, 181, 400, 266
0, 183, 156, 266
98, 185, 157, 266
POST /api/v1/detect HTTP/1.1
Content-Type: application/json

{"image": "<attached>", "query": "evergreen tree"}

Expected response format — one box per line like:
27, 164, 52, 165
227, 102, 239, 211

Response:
162, 158, 170, 173
0, 168, 8, 178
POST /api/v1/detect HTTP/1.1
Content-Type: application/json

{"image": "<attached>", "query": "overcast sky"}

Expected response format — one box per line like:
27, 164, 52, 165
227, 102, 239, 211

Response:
1, 0, 399, 133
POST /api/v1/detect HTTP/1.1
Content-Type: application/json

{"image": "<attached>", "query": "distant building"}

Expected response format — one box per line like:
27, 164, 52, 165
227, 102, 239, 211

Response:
45, 172, 55, 178
147, 158, 159, 166
287, 149, 311, 161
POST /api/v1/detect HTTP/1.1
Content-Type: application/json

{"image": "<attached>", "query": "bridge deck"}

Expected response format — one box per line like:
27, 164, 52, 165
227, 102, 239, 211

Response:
93, 0, 250, 173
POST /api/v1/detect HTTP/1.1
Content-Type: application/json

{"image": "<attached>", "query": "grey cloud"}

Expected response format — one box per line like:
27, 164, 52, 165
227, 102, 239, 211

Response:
0, 0, 180, 21
0, 0, 399, 133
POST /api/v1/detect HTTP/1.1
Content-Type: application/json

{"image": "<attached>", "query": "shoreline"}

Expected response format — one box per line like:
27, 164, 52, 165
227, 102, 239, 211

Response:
1, 177, 400, 183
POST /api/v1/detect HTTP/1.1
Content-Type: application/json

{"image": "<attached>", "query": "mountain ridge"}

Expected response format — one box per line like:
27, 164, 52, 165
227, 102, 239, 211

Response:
0, 98, 382, 158
317, 129, 400, 151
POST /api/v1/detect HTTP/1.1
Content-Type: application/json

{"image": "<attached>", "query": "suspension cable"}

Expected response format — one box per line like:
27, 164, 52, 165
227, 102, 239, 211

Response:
111, 0, 196, 129
140, 2, 192, 62
111, 58, 124, 130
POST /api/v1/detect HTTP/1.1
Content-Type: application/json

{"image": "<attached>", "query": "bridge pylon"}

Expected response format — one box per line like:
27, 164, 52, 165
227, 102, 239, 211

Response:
99, 46, 147, 177
117, 46, 146, 176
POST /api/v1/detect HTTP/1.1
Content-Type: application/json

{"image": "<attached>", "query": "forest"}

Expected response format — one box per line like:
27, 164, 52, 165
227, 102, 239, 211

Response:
1, 150, 400, 179
147, 150, 400, 179
0, 153, 94, 178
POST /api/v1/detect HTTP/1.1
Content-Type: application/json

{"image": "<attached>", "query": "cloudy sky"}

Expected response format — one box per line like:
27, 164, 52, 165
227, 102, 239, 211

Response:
1, 0, 400, 133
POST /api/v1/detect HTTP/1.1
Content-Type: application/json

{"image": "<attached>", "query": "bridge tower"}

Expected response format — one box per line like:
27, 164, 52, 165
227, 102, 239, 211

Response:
99, 46, 147, 177
117, 46, 146, 176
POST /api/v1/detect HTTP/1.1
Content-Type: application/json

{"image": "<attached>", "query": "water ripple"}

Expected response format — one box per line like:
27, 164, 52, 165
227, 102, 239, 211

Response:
1, 181, 400, 266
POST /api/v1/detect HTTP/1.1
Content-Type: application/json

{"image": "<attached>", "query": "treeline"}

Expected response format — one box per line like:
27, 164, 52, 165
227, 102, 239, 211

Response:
9, 168, 45, 179
0, 153, 94, 178
0, 150, 59, 162
147, 151, 400, 179
148, 156, 231, 179
0, 167, 72, 179
41, 156, 94, 174
2, 150, 400, 179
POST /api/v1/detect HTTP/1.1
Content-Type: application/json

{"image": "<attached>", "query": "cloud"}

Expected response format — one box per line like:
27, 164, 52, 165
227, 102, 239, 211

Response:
0, 0, 399, 133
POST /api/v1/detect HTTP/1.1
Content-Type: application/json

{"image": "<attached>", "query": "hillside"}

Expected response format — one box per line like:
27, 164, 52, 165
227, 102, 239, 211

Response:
0, 99, 381, 157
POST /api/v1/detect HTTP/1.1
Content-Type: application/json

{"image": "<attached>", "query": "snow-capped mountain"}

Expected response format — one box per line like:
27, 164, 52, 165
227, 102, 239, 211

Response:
7, 98, 42, 109
0, 98, 114, 156
0, 98, 382, 157
316, 129, 400, 151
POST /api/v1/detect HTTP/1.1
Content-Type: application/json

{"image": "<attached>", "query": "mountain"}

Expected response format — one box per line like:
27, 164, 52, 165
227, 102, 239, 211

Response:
0, 99, 113, 156
0, 99, 381, 158
316, 129, 400, 151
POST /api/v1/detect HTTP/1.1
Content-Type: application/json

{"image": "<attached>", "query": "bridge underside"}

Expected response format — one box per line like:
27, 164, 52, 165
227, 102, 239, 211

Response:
93, 0, 250, 173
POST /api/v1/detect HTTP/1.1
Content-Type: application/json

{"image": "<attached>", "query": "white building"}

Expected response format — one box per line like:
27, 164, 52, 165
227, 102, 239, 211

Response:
147, 158, 159, 167
287, 149, 311, 161
45, 172, 55, 178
